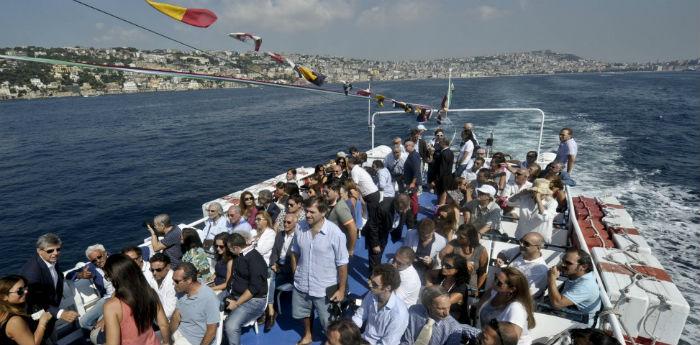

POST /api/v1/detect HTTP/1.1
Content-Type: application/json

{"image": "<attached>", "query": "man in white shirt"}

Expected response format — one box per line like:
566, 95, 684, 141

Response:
148, 252, 178, 319
496, 232, 549, 297
71, 244, 114, 329
384, 145, 408, 190
501, 168, 533, 218
348, 156, 384, 271
391, 247, 421, 307
202, 201, 228, 249
122, 245, 156, 287
508, 178, 559, 243
555, 127, 577, 174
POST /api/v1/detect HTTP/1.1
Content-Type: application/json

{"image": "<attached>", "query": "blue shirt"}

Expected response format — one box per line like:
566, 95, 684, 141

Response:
175, 284, 220, 345
353, 292, 409, 345
561, 272, 601, 326
291, 219, 349, 297
400, 304, 466, 345
376, 167, 395, 198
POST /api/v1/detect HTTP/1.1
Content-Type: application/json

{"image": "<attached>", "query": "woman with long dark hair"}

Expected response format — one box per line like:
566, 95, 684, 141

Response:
440, 223, 489, 297
102, 254, 170, 345
239, 191, 258, 229
0, 275, 52, 345
424, 254, 470, 322
181, 227, 213, 283
210, 233, 234, 292
478, 267, 536, 345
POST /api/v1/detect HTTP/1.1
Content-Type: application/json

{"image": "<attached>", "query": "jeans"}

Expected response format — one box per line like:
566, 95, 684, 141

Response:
79, 297, 106, 329
267, 269, 275, 304
223, 297, 266, 345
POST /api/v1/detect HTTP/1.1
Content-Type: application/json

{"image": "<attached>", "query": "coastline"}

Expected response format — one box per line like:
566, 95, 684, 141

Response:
1, 69, 695, 102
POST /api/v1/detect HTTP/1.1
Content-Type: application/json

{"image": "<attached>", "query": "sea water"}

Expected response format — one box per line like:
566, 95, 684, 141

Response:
0, 72, 698, 343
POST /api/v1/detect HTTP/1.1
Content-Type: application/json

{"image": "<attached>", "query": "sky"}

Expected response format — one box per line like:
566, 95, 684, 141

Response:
1, 0, 699, 62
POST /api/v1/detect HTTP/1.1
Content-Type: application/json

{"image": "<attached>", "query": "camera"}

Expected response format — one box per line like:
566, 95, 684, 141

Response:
142, 219, 155, 230
327, 293, 362, 321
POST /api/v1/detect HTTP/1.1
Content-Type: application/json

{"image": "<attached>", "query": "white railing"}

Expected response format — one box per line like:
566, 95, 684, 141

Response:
369, 107, 546, 156
565, 187, 628, 345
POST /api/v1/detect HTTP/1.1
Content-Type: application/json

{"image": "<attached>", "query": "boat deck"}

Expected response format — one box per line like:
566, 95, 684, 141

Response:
240, 190, 440, 344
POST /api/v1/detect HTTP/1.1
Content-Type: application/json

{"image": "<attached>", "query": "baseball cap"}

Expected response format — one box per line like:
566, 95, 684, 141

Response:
476, 185, 496, 197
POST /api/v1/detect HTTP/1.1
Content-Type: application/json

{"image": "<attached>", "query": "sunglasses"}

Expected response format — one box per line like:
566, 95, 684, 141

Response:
90, 255, 104, 264
42, 247, 62, 254
519, 240, 535, 247
150, 267, 166, 273
561, 260, 577, 267
10, 286, 28, 296
207, 209, 217, 212
244, 197, 253, 201
173, 278, 183, 284
442, 263, 456, 269
216, 244, 226, 249
284, 220, 294, 225
287, 203, 296, 207
489, 319, 505, 345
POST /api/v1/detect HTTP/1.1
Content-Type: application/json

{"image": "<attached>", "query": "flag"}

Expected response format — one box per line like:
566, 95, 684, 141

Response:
146, 0, 217, 28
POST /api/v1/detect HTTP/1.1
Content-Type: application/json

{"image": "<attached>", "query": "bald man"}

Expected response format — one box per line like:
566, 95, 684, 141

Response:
495, 232, 549, 296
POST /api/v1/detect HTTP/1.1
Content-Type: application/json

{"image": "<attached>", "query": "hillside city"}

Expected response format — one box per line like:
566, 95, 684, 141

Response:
0, 46, 698, 100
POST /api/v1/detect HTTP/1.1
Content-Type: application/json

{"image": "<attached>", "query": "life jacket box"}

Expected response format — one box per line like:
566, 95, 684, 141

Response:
601, 207, 635, 228
572, 196, 604, 219
573, 217, 614, 250
610, 231, 653, 255
591, 248, 689, 345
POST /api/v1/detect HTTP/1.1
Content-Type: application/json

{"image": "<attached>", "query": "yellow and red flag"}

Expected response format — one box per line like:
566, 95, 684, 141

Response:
146, 0, 217, 28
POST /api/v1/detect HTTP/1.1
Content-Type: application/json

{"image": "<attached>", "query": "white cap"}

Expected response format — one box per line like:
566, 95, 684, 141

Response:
336, 151, 347, 158
476, 185, 496, 197
416, 124, 427, 131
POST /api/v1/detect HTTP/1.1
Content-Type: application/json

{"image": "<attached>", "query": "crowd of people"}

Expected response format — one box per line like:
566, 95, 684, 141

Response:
0, 124, 619, 345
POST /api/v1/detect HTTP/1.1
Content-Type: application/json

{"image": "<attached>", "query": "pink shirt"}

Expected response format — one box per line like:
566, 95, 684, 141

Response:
119, 301, 159, 345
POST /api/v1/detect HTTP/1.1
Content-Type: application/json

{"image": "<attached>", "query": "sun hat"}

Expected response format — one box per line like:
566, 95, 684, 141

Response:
476, 185, 496, 197
416, 124, 427, 131
336, 151, 347, 158
529, 178, 553, 195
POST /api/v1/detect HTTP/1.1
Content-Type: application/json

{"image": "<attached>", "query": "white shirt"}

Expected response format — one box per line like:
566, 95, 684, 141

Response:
509, 195, 559, 243
279, 231, 295, 264
502, 181, 532, 199
149, 269, 178, 319
255, 227, 276, 265
41, 258, 59, 288
95, 267, 115, 298
351, 165, 379, 196
376, 168, 395, 198
203, 216, 228, 241
499, 247, 548, 296
141, 261, 157, 288
395, 266, 421, 307
41, 258, 64, 318
457, 140, 474, 165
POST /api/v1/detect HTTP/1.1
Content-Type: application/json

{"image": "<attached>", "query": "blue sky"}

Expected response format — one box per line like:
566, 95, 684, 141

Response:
2, 0, 698, 62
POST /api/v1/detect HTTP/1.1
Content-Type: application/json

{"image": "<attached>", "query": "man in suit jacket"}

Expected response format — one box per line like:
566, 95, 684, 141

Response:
21, 233, 79, 340
258, 189, 281, 225
269, 213, 298, 286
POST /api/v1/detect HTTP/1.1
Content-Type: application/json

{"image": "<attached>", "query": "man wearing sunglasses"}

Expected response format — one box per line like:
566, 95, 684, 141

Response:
495, 232, 548, 297
22, 233, 80, 341
148, 253, 177, 319
66, 243, 113, 330
546, 248, 601, 326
